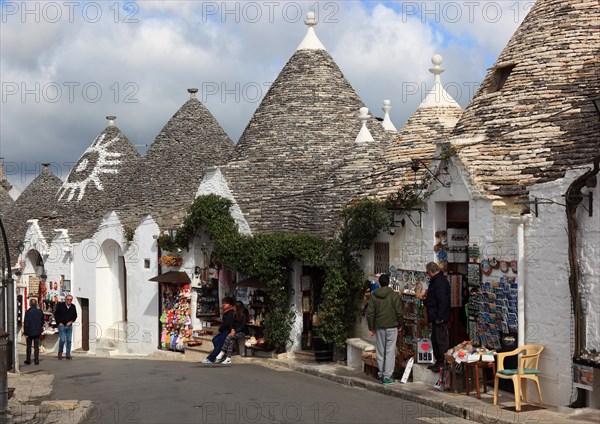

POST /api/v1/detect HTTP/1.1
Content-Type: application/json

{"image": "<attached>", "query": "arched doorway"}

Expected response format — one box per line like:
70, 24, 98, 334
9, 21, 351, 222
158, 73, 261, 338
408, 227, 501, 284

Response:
95, 240, 127, 336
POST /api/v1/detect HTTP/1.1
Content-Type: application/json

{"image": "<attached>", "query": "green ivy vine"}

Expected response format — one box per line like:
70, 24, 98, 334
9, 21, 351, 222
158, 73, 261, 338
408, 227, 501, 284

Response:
158, 185, 429, 353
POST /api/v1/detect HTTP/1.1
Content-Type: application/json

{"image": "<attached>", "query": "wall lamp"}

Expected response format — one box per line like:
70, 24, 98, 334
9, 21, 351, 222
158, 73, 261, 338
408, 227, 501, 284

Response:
17, 242, 25, 254
388, 217, 406, 235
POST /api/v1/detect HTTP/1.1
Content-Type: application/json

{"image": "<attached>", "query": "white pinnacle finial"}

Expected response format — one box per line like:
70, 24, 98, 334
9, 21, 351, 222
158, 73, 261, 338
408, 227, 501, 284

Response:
381, 100, 397, 132
188, 88, 198, 99
420, 53, 460, 109
106, 115, 116, 126
297, 11, 326, 51
429, 54, 445, 85
355, 107, 374, 142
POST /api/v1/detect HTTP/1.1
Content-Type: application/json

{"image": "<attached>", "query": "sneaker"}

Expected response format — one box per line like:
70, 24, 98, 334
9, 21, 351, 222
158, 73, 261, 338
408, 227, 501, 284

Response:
201, 358, 213, 364
221, 357, 231, 364
24, 360, 31, 365
215, 352, 224, 361
381, 378, 396, 384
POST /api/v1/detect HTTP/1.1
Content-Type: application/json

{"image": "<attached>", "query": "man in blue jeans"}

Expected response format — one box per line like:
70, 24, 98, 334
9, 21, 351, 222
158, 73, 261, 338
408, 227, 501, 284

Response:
54, 295, 77, 359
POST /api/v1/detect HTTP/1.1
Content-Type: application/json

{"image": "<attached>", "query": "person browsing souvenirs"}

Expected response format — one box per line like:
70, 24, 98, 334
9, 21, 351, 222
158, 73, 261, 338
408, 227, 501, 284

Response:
54, 295, 77, 360
423, 262, 451, 372
367, 273, 403, 384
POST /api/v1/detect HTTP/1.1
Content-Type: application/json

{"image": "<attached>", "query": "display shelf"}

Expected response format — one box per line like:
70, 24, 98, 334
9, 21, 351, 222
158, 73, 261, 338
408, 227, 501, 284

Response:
195, 283, 220, 318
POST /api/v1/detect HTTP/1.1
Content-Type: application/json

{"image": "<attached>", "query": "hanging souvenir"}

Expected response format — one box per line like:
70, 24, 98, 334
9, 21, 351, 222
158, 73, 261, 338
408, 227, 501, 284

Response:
510, 260, 518, 274
489, 257, 499, 269
499, 260, 509, 274
481, 259, 492, 276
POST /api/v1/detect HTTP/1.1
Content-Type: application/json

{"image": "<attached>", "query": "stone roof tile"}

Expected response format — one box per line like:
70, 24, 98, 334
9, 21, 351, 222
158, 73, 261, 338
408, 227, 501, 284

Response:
450, 0, 600, 198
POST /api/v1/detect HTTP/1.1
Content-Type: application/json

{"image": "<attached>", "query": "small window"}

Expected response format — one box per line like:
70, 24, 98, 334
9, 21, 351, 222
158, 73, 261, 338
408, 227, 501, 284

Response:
144, 259, 150, 269
374, 242, 390, 275
489, 64, 515, 93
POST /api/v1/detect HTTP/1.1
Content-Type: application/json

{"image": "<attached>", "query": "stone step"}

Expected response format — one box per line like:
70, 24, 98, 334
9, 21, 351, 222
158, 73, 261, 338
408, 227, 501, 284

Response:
294, 349, 316, 362
412, 363, 442, 386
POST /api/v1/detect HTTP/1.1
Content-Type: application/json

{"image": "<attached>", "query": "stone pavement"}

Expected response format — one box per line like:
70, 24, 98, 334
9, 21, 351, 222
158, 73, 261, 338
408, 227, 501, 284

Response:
4, 352, 600, 424
248, 357, 600, 424
7, 369, 92, 424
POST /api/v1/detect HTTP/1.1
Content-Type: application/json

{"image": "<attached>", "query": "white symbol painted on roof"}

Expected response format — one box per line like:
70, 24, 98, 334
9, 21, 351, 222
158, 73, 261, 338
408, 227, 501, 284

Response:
58, 133, 122, 202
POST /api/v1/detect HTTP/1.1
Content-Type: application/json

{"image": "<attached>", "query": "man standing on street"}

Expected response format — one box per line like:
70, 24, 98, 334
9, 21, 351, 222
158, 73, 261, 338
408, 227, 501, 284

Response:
54, 295, 77, 360
367, 273, 403, 384
424, 262, 451, 372
23, 298, 44, 365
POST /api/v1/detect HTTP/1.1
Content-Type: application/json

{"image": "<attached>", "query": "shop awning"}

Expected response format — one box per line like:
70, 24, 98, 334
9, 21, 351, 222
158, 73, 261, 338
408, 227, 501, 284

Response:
148, 271, 191, 284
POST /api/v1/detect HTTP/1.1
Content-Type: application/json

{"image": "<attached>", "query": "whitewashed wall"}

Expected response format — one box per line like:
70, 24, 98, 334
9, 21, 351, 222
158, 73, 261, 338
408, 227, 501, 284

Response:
360, 158, 599, 407
122, 215, 161, 355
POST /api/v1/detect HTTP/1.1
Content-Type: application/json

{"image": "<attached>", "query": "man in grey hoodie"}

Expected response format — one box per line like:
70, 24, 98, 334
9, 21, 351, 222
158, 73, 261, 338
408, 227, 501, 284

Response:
367, 273, 403, 384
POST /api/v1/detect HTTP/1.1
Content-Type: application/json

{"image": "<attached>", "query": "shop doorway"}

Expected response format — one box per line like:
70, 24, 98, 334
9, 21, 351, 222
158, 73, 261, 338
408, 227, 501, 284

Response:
80, 298, 89, 351
444, 201, 469, 347
300, 266, 332, 361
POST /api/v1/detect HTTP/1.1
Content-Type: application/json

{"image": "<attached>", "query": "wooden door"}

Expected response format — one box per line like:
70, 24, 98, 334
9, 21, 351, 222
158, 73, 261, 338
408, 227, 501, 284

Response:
80, 298, 89, 351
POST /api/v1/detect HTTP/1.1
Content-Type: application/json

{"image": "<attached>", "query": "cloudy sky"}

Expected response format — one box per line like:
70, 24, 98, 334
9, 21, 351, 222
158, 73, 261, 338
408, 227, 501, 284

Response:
0, 0, 533, 197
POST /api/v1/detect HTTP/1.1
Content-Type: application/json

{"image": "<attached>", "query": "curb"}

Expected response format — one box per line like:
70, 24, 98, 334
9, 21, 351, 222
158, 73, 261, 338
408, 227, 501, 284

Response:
251, 358, 594, 424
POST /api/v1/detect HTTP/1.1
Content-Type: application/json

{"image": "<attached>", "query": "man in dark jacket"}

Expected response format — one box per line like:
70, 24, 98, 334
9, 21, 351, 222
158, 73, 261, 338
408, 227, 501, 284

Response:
54, 295, 77, 360
424, 262, 451, 372
367, 273, 403, 384
24, 298, 45, 365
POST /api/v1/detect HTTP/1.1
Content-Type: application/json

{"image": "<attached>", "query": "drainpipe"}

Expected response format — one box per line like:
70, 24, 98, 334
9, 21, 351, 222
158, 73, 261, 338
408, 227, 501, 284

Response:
157, 243, 162, 351
517, 220, 525, 347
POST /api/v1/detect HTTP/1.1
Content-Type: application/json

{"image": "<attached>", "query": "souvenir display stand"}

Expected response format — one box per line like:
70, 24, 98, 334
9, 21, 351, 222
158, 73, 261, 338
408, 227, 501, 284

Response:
159, 283, 193, 352
239, 285, 272, 354
389, 269, 430, 369
473, 258, 519, 350
195, 264, 221, 319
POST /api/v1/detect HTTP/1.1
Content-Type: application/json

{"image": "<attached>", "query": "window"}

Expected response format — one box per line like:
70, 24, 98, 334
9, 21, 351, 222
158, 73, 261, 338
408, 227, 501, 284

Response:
144, 259, 150, 269
374, 242, 390, 275
489, 64, 515, 93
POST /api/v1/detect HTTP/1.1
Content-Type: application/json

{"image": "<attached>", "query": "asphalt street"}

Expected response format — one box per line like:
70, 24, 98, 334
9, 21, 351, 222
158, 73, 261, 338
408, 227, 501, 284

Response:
42, 355, 478, 424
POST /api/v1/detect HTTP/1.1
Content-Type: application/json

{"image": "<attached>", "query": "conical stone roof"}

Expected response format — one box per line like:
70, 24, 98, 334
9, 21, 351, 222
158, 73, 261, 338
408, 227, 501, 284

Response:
56, 118, 141, 241
450, 0, 600, 198
138, 90, 234, 226
374, 55, 463, 199
222, 23, 390, 237
4, 165, 63, 260
0, 185, 14, 265
0, 185, 13, 214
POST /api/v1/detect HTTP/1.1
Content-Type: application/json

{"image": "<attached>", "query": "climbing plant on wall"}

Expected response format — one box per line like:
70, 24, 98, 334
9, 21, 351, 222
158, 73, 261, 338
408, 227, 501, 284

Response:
160, 185, 430, 353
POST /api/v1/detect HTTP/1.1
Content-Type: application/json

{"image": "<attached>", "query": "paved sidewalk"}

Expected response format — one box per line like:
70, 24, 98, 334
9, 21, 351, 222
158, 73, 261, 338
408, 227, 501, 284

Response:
4, 352, 600, 424
243, 357, 600, 424
7, 369, 92, 424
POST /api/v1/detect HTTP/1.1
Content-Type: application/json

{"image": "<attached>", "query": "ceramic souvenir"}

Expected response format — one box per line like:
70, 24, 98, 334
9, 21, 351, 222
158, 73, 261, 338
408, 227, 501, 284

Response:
481, 259, 492, 276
